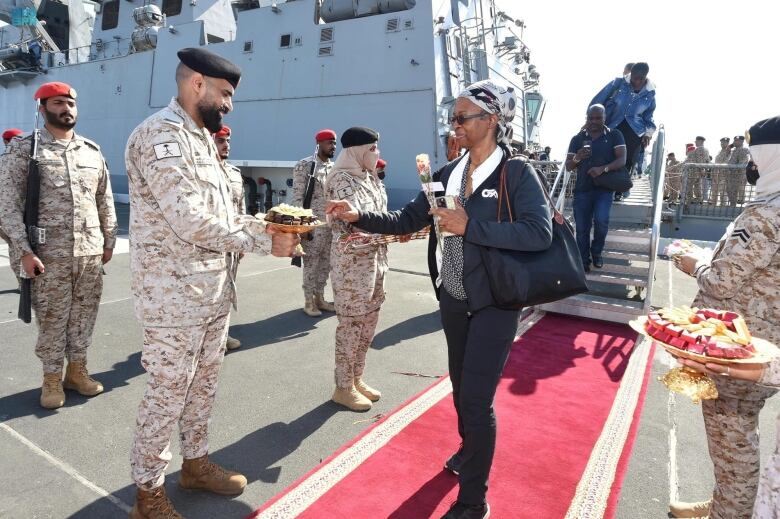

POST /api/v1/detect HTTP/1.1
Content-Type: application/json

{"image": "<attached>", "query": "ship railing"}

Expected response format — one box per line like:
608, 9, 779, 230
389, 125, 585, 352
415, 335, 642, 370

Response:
530, 160, 572, 212
41, 37, 135, 68
672, 163, 755, 221
645, 125, 666, 314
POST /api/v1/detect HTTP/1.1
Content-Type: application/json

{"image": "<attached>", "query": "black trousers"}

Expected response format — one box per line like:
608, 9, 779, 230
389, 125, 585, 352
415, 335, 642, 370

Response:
617, 120, 642, 174
439, 290, 519, 505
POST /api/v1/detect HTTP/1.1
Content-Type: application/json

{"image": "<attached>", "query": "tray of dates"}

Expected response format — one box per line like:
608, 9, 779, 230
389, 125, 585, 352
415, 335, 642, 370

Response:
629, 306, 780, 365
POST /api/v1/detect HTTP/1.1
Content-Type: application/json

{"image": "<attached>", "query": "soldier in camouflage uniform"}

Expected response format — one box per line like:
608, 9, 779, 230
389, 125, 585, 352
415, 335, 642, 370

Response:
1, 128, 25, 280
213, 124, 243, 351
291, 129, 337, 317
684, 136, 711, 204
325, 127, 385, 412
671, 117, 780, 519
726, 136, 751, 207
125, 48, 299, 519
665, 152, 683, 203
711, 137, 732, 206
0, 82, 117, 410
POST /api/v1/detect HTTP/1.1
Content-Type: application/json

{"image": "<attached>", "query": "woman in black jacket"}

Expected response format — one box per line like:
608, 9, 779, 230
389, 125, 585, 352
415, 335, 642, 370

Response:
327, 80, 553, 519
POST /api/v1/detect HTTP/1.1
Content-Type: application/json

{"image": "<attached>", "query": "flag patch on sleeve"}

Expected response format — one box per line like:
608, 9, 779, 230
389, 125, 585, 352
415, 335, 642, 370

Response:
153, 142, 182, 160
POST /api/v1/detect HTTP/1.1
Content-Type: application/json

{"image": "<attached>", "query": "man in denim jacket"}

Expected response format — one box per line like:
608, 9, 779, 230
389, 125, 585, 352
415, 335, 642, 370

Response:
590, 62, 657, 200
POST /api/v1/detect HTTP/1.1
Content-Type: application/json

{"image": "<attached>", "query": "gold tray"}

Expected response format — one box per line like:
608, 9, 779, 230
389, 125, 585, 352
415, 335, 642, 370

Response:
265, 222, 326, 234
629, 316, 780, 365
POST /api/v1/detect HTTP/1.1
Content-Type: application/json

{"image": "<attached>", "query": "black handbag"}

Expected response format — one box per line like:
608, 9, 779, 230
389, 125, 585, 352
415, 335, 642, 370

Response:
480, 161, 588, 308
592, 166, 633, 192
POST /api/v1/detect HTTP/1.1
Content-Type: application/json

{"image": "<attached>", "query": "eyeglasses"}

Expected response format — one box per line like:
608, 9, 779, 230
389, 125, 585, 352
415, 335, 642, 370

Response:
449, 112, 488, 125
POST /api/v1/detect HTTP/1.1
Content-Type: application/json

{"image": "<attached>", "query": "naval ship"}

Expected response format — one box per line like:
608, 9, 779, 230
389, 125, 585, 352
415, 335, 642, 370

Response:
0, 0, 545, 211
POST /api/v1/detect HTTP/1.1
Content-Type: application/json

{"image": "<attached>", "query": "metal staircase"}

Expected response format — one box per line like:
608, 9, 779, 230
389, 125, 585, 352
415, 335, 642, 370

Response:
536, 127, 666, 324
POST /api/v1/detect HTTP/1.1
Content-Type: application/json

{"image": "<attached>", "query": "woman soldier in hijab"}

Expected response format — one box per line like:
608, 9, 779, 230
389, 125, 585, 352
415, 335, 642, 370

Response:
671, 117, 780, 519
327, 80, 553, 519
325, 127, 387, 413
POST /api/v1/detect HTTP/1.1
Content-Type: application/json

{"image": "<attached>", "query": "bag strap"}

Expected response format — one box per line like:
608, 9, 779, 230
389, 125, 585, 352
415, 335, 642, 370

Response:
497, 159, 564, 225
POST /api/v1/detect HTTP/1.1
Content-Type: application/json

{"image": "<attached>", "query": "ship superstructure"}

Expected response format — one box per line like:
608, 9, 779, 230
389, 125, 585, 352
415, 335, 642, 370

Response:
0, 0, 544, 209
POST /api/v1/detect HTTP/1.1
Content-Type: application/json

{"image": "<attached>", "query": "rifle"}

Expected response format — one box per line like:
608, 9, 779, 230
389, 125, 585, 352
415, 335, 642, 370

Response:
291, 146, 320, 267
18, 107, 43, 323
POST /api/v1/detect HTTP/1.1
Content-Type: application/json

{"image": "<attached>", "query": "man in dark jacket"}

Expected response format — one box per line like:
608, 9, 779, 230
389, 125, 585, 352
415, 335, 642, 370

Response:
566, 104, 627, 272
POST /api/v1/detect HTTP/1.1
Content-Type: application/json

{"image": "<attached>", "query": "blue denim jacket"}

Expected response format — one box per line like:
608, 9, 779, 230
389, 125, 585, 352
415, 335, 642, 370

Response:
590, 77, 657, 138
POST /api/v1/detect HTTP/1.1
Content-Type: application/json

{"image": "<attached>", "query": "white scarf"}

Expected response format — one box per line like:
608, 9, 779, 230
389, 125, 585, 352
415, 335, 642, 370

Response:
747, 144, 780, 205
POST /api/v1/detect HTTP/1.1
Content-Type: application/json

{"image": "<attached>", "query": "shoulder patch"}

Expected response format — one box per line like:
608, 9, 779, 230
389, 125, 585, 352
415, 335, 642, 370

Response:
154, 142, 183, 160
731, 228, 751, 244
80, 137, 100, 151
336, 185, 354, 200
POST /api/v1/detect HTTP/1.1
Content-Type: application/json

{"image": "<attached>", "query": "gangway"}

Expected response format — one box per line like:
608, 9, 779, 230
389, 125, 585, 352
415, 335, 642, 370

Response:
533, 127, 666, 324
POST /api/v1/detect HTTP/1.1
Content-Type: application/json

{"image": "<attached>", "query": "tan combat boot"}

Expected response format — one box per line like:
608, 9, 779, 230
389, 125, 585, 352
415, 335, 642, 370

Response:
40, 372, 65, 409
354, 378, 381, 402
63, 361, 104, 396
669, 498, 711, 518
179, 455, 247, 495
332, 386, 372, 412
303, 295, 322, 317
314, 292, 336, 313
129, 486, 184, 519
225, 336, 241, 351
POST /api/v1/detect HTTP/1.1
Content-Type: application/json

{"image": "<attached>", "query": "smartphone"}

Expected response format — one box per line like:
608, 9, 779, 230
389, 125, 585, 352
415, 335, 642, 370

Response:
435, 195, 456, 209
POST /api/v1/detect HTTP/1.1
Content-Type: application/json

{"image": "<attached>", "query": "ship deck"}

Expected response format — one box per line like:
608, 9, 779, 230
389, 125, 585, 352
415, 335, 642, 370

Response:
0, 203, 777, 518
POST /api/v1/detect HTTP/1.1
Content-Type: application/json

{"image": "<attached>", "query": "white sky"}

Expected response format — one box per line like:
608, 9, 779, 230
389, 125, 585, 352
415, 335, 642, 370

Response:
499, 1, 780, 161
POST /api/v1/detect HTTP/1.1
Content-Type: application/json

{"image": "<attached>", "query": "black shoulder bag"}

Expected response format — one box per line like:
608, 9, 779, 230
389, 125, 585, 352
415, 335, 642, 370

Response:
480, 160, 588, 309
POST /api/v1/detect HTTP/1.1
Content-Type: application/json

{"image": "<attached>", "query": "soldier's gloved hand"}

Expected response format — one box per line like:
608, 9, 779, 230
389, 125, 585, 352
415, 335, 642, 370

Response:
267, 226, 301, 257
326, 200, 359, 223
21, 253, 45, 278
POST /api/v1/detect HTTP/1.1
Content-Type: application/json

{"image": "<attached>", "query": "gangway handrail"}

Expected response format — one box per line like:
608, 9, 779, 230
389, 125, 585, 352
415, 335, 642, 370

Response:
645, 125, 666, 313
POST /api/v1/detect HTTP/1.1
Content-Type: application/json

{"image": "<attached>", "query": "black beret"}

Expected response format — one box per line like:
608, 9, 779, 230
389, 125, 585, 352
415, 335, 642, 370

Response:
747, 116, 780, 146
720, 137, 729, 142
695, 136, 705, 141
177, 47, 241, 88
341, 126, 379, 148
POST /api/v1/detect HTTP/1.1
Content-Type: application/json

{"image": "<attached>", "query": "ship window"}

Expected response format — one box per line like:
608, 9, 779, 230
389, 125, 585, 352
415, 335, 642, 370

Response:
101, 0, 120, 30
243, 41, 253, 53
207, 34, 225, 44
162, 0, 182, 17
320, 27, 334, 43
294, 36, 302, 46
386, 18, 400, 32
318, 45, 333, 57
280, 34, 291, 48
403, 19, 413, 30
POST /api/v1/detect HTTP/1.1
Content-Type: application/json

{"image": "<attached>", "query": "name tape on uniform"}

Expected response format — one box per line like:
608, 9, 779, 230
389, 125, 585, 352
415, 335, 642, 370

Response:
153, 142, 183, 160
336, 185, 354, 200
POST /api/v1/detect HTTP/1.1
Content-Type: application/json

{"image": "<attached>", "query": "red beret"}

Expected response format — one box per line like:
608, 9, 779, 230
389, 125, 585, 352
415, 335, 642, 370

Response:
315, 129, 337, 142
214, 125, 231, 138
2, 128, 23, 140
376, 158, 386, 169
34, 82, 77, 101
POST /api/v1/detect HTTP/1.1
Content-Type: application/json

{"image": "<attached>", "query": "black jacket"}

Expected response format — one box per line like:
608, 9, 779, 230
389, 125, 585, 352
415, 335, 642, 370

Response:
356, 152, 553, 312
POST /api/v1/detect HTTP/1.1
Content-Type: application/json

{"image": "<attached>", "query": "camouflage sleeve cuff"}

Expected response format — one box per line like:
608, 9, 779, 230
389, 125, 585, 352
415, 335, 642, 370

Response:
17, 240, 33, 256
758, 358, 780, 387
103, 236, 117, 249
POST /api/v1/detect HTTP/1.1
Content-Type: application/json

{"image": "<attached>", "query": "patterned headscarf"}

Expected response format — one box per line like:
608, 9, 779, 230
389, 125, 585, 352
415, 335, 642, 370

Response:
457, 80, 517, 148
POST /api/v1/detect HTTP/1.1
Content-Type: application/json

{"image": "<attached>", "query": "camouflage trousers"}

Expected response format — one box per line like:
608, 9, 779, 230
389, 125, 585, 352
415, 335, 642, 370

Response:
725, 173, 746, 207
31, 254, 103, 373
301, 225, 332, 297
703, 377, 778, 519
130, 313, 229, 490
753, 429, 780, 519
334, 310, 379, 389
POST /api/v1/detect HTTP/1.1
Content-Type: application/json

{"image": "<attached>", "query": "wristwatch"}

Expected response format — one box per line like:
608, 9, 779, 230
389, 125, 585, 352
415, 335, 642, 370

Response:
603, 165, 610, 173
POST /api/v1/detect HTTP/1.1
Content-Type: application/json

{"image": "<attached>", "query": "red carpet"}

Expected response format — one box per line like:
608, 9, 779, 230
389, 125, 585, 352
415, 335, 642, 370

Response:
252, 312, 653, 519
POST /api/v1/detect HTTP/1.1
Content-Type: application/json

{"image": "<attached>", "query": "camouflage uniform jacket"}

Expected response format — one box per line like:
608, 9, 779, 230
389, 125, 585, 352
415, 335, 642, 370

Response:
0, 128, 117, 258
685, 146, 710, 165
291, 155, 333, 218
125, 98, 271, 326
225, 162, 245, 216
693, 197, 780, 345
727, 147, 750, 165
328, 170, 388, 315
715, 148, 732, 164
